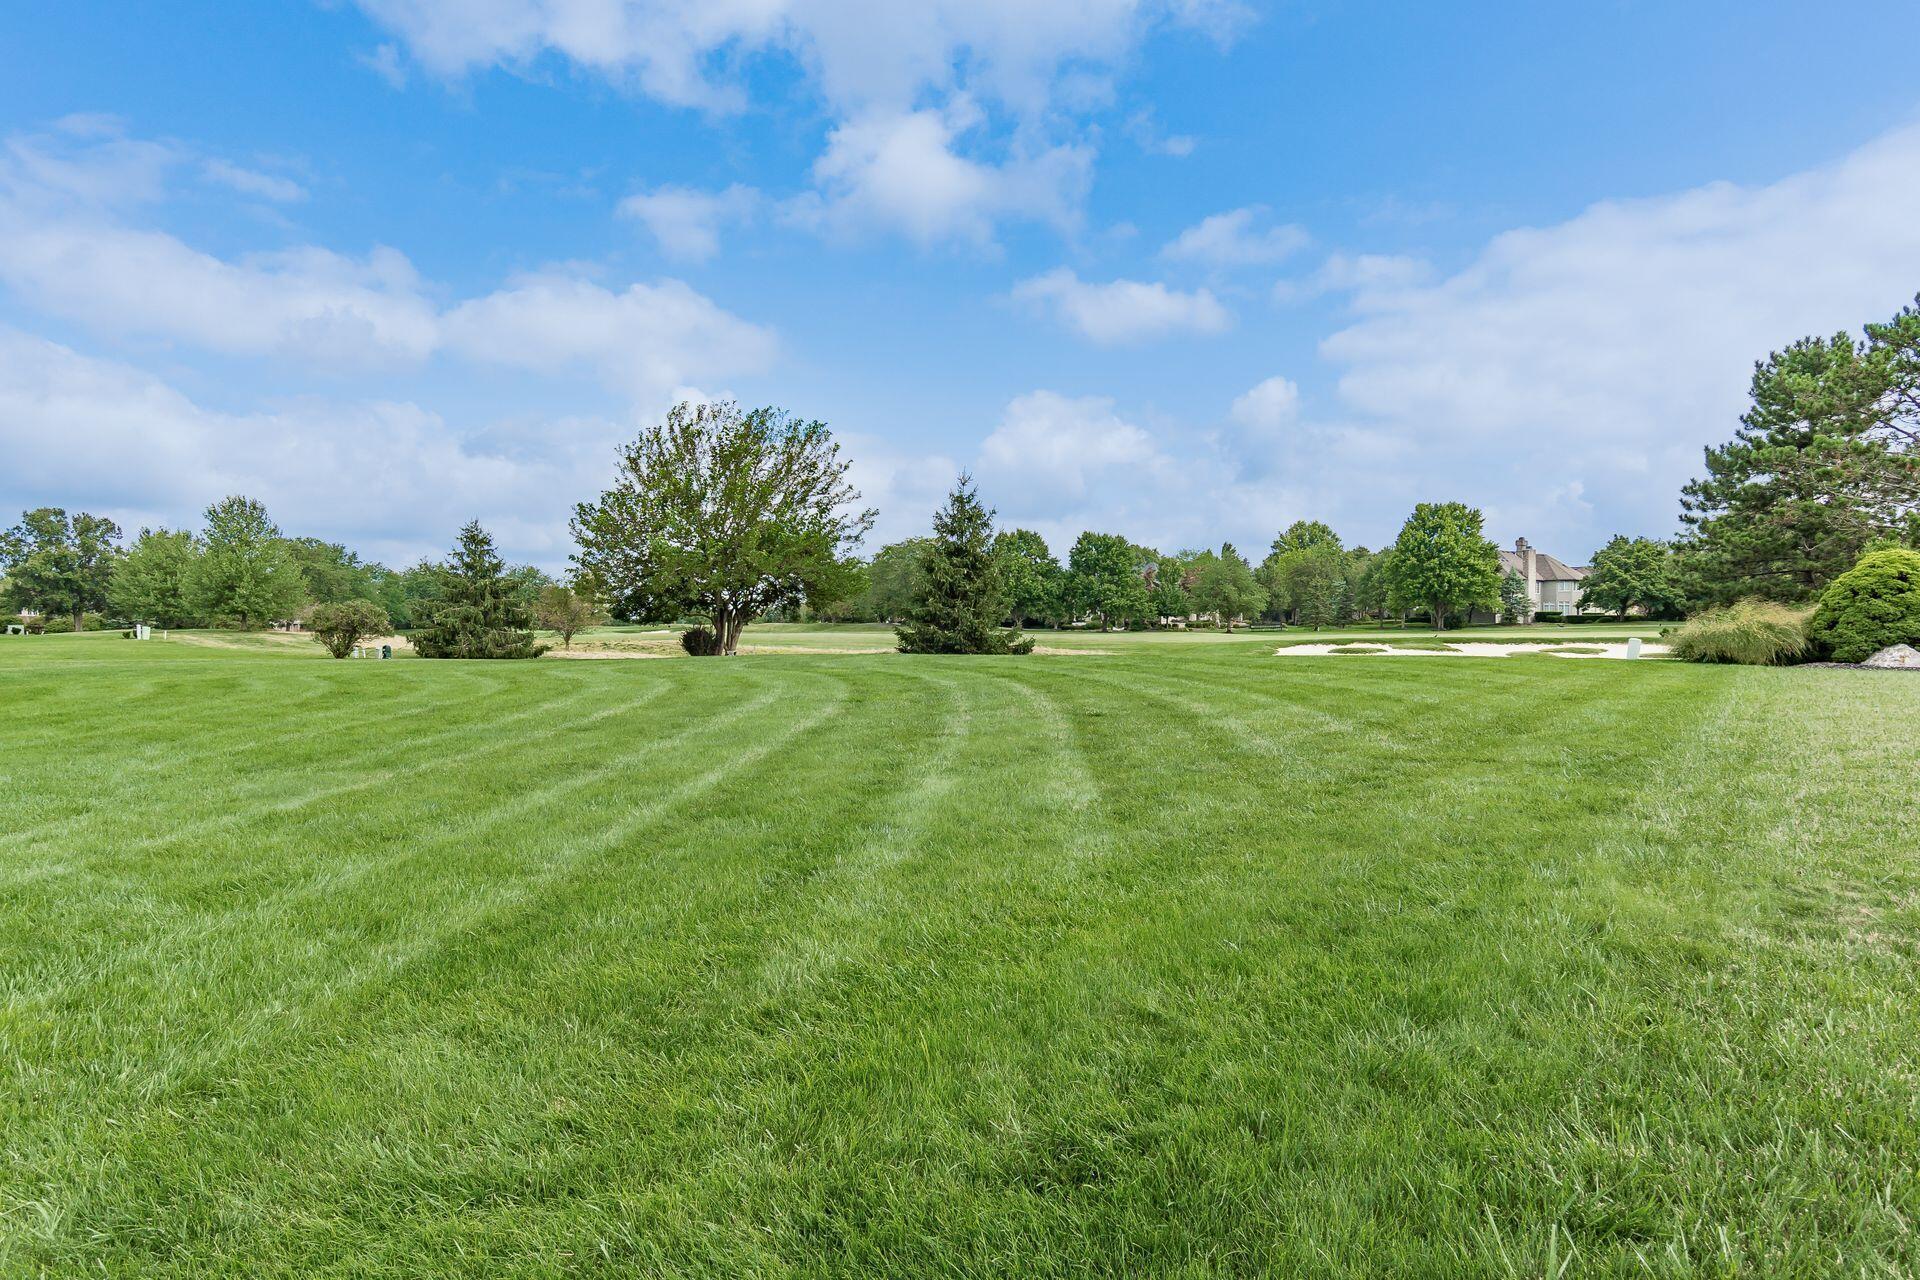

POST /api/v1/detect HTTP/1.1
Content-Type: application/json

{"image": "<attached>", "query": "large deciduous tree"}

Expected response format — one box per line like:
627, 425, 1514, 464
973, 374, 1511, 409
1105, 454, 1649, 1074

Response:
1679, 309, 1920, 603
1190, 543, 1268, 630
0, 508, 122, 631
993, 528, 1064, 628
897, 475, 1032, 654
1066, 531, 1153, 629
1386, 501, 1500, 630
572, 401, 872, 656
190, 496, 307, 629
1580, 535, 1683, 619
110, 527, 201, 627
412, 521, 544, 659
866, 539, 932, 623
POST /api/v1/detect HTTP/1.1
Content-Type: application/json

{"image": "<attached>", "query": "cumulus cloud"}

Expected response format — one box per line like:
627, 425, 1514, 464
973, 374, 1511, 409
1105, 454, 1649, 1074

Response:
0, 223, 441, 365
353, 1, 1247, 245
963, 389, 1313, 554
1161, 206, 1309, 267
1228, 375, 1299, 431
1314, 119, 1920, 552
1012, 268, 1231, 343
352, 0, 1240, 116
0, 121, 775, 392
0, 327, 610, 568
787, 104, 1090, 246
1272, 252, 1432, 305
619, 183, 758, 260
441, 272, 777, 395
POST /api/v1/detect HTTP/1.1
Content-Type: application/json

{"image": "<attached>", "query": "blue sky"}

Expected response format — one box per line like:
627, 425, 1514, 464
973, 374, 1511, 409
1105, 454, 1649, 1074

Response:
4, 1, 1920, 570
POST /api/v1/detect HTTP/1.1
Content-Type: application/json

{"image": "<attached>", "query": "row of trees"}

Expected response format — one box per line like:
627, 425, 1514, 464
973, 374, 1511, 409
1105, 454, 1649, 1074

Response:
0, 497, 608, 659
26, 286, 1913, 662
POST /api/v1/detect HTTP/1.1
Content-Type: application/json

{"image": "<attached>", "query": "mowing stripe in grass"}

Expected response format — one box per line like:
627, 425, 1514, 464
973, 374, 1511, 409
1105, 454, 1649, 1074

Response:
0, 665, 529, 842
0, 674, 655, 885
4, 673, 864, 1260
0, 674, 782, 1022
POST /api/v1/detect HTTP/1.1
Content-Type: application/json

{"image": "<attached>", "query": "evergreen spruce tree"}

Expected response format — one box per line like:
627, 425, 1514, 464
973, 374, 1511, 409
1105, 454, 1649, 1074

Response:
897, 476, 1033, 655
412, 521, 545, 659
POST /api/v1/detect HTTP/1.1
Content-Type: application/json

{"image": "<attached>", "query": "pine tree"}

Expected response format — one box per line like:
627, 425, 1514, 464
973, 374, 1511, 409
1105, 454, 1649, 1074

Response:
1679, 328, 1920, 602
412, 521, 545, 659
897, 476, 1032, 655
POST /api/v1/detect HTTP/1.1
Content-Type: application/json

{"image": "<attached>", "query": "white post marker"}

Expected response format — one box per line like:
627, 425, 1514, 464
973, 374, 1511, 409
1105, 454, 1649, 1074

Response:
1626, 637, 1643, 659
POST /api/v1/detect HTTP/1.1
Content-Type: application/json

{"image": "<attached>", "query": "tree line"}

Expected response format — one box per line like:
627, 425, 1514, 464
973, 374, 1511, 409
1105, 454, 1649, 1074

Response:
7, 294, 1913, 658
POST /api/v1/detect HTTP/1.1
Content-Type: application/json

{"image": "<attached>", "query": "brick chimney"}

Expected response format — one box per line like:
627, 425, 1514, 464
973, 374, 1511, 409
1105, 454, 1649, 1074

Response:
1515, 537, 1537, 608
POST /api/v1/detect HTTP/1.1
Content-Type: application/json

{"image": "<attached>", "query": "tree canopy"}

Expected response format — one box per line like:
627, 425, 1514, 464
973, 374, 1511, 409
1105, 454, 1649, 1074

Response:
1, 507, 121, 630
1066, 532, 1152, 629
1580, 536, 1683, 619
188, 496, 307, 629
110, 528, 200, 627
1385, 502, 1501, 629
573, 401, 872, 656
993, 528, 1064, 628
1679, 306, 1920, 602
1190, 543, 1267, 630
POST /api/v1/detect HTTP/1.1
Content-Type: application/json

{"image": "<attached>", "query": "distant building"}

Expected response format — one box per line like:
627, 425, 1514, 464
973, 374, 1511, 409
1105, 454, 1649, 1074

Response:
1484, 537, 1601, 622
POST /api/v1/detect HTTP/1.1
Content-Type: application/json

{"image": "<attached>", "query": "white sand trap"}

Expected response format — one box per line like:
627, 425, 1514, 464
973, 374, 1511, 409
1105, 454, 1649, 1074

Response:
1276, 641, 1669, 660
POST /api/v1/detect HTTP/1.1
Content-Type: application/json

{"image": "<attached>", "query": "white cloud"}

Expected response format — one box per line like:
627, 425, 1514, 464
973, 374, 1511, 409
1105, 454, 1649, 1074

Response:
619, 183, 758, 260
1161, 206, 1309, 267
0, 121, 775, 393
788, 104, 1090, 246
0, 327, 608, 568
1315, 119, 1920, 553
1273, 252, 1432, 304
353, 1, 1247, 245
1012, 268, 1231, 344
0, 220, 440, 365
353, 0, 1240, 116
441, 272, 776, 395
200, 158, 307, 203
965, 389, 1310, 554
1229, 375, 1299, 431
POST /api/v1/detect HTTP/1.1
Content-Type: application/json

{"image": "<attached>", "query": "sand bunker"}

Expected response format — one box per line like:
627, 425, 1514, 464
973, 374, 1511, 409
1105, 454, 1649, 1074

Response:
1276, 641, 1668, 660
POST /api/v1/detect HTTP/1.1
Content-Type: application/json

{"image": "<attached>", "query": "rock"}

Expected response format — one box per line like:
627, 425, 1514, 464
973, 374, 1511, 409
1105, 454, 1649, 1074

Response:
1861, 643, 1920, 669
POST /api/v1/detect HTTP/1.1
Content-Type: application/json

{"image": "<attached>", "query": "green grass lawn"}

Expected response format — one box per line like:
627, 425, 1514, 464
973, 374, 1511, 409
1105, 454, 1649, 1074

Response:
2, 631, 1916, 1276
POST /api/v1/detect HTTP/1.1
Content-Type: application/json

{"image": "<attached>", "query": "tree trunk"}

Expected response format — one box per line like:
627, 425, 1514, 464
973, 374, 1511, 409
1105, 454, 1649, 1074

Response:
716, 608, 744, 656
72, 609, 84, 633
1431, 601, 1447, 632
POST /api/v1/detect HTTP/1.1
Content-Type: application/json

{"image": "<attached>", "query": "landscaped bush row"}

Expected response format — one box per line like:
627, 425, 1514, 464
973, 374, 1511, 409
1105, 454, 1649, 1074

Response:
1667, 547, 1920, 665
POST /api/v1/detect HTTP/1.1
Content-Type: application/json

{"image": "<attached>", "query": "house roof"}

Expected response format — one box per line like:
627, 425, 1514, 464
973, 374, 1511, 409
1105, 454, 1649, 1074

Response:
1498, 548, 1589, 581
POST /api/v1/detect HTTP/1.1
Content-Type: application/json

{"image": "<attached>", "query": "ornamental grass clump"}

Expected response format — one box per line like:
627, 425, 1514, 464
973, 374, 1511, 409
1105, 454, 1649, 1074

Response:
1668, 599, 1811, 665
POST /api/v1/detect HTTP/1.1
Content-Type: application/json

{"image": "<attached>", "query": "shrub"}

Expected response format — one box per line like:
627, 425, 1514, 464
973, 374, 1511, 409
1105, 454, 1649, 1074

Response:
679, 626, 722, 656
1668, 599, 1811, 665
1806, 548, 1920, 663
309, 600, 391, 659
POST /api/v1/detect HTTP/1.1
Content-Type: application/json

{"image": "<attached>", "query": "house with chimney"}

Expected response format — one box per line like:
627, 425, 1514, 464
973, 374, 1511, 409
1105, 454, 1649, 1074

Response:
1482, 537, 1600, 621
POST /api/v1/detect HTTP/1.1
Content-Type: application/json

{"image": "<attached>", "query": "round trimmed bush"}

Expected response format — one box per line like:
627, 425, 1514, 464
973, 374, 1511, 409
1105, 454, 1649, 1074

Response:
1808, 547, 1920, 663
1668, 599, 1810, 665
